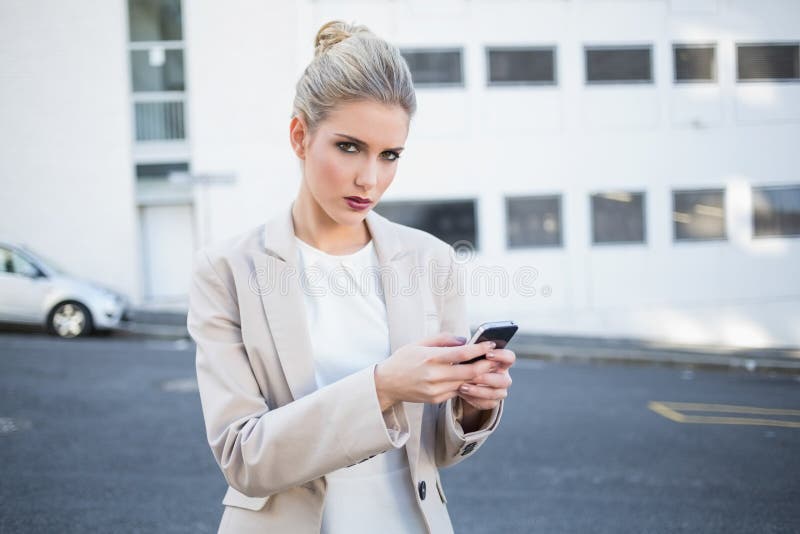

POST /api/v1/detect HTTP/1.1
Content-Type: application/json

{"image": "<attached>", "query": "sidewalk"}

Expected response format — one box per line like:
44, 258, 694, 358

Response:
512, 332, 800, 374
116, 308, 190, 339
117, 309, 800, 374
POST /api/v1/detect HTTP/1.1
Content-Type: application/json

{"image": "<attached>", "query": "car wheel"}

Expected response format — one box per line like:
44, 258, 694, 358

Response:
47, 301, 93, 338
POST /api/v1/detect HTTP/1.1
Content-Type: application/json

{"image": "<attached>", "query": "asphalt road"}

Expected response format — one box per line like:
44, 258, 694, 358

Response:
1, 333, 798, 533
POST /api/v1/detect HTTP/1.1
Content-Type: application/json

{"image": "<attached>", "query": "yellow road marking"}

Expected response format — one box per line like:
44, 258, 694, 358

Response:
648, 401, 800, 428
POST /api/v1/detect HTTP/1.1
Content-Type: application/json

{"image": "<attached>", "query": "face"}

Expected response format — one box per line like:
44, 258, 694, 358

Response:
290, 99, 409, 226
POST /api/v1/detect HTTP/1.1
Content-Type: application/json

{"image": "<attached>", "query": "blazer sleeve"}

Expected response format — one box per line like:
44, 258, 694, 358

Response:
434, 246, 504, 469
188, 248, 411, 498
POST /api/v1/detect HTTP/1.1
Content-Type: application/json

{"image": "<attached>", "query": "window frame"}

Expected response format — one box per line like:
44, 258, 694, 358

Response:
671, 187, 728, 243
752, 184, 800, 239
735, 41, 800, 83
504, 194, 564, 249
485, 45, 558, 87
672, 42, 718, 84
584, 44, 654, 85
127, 1, 188, 144
129, 42, 186, 93
399, 46, 466, 88
374, 197, 479, 250
589, 190, 648, 246
127, 0, 183, 42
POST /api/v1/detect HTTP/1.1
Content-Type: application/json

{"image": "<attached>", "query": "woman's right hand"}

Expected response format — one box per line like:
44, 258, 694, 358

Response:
373, 332, 498, 411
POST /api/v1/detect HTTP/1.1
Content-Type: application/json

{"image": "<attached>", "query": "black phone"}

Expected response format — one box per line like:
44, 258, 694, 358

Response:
457, 320, 518, 365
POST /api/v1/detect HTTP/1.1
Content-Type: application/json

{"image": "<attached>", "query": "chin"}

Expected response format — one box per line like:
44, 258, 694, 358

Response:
328, 204, 368, 225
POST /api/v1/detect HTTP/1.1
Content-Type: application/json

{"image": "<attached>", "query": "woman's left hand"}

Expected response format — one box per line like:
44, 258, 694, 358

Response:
457, 347, 515, 411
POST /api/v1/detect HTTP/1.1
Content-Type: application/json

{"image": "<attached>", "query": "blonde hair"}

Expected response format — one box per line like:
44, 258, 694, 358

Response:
292, 20, 417, 135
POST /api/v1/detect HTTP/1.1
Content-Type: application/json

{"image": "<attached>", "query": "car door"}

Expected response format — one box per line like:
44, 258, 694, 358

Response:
0, 247, 50, 323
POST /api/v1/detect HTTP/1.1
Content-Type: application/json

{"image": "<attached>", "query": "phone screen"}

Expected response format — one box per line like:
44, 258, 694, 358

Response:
458, 321, 518, 365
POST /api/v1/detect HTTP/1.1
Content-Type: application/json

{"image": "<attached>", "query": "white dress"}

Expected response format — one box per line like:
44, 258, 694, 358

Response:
294, 235, 429, 534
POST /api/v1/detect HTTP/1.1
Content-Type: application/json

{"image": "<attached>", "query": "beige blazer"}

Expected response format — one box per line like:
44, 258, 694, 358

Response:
187, 201, 504, 533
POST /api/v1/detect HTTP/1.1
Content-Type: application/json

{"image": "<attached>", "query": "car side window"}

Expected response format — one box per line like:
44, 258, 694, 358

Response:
0, 248, 40, 277
13, 252, 39, 277
0, 248, 13, 274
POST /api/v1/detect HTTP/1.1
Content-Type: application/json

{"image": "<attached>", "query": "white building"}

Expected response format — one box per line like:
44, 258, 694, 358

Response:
1, 0, 799, 348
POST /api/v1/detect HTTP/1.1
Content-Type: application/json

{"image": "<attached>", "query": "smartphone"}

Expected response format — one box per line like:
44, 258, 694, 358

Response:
457, 320, 518, 365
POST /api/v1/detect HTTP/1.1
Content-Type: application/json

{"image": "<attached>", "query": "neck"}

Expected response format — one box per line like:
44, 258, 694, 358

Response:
291, 186, 371, 255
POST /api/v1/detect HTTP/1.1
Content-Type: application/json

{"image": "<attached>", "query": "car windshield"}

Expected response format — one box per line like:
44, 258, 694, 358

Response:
19, 246, 68, 275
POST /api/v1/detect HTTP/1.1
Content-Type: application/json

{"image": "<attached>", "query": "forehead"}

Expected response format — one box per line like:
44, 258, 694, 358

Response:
320, 100, 409, 147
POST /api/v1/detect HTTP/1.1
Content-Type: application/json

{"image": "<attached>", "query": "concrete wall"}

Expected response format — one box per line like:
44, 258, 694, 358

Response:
0, 0, 140, 300
184, 0, 799, 347
183, 0, 306, 246
2, 0, 798, 347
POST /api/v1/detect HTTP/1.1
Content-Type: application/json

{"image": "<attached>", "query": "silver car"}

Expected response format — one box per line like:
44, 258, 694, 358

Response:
0, 242, 129, 338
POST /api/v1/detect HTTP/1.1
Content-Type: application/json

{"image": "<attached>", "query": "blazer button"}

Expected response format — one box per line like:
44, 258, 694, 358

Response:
418, 480, 426, 500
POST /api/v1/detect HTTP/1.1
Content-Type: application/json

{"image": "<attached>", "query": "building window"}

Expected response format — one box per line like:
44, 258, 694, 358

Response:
737, 43, 800, 81
585, 46, 653, 84
591, 192, 646, 244
487, 47, 556, 86
128, 0, 183, 42
752, 185, 800, 238
128, 0, 186, 142
400, 49, 464, 87
506, 195, 562, 248
374, 199, 477, 249
673, 44, 716, 83
131, 48, 184, 92
135, 162, 189, 181
134, 101, 185, 141
673, 189, 726, 241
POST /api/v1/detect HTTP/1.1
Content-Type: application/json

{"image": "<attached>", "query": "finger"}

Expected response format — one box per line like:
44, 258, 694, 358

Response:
458, 383, 508, 401
466, 371, 512, 388
436, 360, 497, 390
418, 332, 468, 348
450, 358, 497, 382
438, 340, 497, 365
458, 391, 502, 411
485, 348, 516, 367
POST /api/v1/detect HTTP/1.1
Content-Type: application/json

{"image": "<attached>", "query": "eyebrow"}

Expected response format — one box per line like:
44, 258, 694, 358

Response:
333, 133, 404, 152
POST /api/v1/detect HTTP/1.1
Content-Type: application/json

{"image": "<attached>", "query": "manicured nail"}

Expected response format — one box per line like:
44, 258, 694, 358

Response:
460, 385, 470, 393
489, 341, 497, 349
486, 351, 495, 358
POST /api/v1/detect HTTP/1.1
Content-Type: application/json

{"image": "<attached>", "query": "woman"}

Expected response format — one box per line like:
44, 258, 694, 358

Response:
187, 20, 516, 534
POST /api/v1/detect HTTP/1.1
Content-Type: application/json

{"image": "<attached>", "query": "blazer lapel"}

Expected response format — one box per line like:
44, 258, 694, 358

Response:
365, 210, 427, 475
255, 201, 427, 473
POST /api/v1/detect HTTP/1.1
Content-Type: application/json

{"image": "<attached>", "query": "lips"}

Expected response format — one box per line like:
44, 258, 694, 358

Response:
345, 196, 371, 204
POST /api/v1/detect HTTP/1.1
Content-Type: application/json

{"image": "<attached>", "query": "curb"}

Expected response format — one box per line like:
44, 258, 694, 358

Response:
513, 343, 800, 375
114, 321, 189, 340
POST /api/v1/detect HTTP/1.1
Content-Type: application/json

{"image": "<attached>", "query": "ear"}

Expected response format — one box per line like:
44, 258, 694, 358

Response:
289, 115, 309, 160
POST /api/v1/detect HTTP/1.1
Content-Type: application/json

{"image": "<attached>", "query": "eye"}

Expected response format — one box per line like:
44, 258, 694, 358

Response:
382, 151, 401, 161
337, 142, 358, 153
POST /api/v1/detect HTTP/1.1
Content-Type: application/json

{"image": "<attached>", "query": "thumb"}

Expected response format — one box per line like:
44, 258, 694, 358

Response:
418, 331, 468, 347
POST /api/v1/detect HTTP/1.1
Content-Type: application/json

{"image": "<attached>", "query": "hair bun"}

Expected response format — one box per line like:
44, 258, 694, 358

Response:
314, 20, 371, 58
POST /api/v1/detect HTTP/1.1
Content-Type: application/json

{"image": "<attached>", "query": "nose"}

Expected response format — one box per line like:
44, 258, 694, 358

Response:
355, 159, 379, 189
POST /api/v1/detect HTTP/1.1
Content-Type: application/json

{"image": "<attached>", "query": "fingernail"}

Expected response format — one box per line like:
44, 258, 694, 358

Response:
460, 385, 470, 393
489, 341, 497, 349
486, 351, 495, 358
489, 365, 497, 373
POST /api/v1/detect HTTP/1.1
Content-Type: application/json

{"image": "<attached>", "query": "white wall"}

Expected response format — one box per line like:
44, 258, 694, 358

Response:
183, 0, 307, 246
4, 0, 796, 347
307, 0, 800, 348
0, 0, 140, 301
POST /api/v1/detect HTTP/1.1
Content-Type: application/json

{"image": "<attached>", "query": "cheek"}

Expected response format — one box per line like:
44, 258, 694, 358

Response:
378, 168, 397, 192
308, 148, 350, 193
